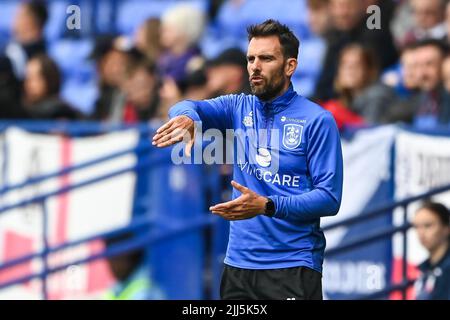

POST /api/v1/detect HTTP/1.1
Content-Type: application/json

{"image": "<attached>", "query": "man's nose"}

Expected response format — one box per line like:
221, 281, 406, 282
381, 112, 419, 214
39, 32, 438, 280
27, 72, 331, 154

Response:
250, 60, 261, 73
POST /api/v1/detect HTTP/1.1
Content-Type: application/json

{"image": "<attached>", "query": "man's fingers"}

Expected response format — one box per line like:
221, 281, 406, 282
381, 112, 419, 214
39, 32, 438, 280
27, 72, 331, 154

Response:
184, 124, 196, 157
231, 180, 248, 194
156, 118, 176, 134
155, 132, 187, 147
152, 122, 178, 145
210, 199, 241, 211
184, 138, 194, 157
155, 127, 193, 147
211, 210, 247, 221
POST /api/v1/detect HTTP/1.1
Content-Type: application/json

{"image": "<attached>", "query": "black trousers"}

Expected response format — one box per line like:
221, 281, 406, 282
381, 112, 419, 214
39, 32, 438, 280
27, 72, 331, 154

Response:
220, 265, 322, 300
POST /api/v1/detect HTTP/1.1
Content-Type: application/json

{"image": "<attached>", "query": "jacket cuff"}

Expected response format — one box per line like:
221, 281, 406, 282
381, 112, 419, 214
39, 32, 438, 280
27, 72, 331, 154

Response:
267, 195, 284, 219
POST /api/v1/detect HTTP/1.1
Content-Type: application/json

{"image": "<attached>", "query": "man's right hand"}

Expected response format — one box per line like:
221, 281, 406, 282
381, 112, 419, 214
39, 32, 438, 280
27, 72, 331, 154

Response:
152, 115, 196, 156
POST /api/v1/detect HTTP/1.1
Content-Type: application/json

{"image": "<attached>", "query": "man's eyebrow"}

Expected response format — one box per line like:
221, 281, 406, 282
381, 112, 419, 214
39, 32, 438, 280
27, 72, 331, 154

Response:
246, 53, 276, 59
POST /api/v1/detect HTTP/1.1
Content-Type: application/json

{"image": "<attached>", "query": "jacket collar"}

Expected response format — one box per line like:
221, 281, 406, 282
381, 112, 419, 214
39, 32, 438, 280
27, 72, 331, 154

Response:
256, 83, 297, 114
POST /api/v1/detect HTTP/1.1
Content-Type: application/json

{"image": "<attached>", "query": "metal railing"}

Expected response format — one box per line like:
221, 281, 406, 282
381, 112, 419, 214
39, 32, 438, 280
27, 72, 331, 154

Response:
0, 121, 217, 299
324, 183, 450, 300
2, 121, 450, 299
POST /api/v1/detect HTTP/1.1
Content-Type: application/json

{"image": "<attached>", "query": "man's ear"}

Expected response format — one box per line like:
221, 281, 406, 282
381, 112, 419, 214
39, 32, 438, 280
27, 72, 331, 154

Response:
285, 58, 298, 77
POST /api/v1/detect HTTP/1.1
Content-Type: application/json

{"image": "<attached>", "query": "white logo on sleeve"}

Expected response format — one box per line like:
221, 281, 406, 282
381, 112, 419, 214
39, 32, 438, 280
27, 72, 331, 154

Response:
283, 124, 303, 149
255, 147, 271, 167
243, 111, 254, 127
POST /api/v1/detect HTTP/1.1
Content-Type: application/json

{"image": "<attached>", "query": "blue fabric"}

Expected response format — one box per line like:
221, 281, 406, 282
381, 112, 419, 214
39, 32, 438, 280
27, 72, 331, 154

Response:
169, 84, 343, 272
415, 247, 450, 300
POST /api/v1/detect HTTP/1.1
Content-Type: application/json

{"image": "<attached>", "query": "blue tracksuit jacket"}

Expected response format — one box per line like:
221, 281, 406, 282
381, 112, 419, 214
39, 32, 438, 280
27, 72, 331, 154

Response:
169, 84, 343, 273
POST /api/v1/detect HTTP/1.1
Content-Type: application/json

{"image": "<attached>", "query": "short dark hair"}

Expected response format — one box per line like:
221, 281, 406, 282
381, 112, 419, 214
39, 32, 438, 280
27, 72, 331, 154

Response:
247, 19, 300, 59
414, 39, 448, 57
24, 1, 49, 29
419, 200, 450, 226
32, 54, 61, 96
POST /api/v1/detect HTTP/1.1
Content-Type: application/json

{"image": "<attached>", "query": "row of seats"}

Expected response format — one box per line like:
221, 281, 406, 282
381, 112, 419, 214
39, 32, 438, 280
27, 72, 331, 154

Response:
0, 0, 322, 114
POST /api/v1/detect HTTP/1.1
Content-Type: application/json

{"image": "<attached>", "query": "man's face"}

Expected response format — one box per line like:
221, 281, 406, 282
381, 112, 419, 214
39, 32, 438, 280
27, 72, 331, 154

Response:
13, 4, 42, 44
415, 45, 443, 91
247, 36, 294, 101
308, 5, 330, 36
413, 208, 449, 253
100, 50, 129, 87
412, 0, 444, 30
401, 49, 420, 90
124, 67, 156, 108
207, 64, 244, 95
330, 0, 364, 31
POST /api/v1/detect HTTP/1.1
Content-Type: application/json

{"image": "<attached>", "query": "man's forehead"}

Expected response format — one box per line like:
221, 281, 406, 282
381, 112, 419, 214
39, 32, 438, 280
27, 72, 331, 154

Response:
247, 36, 283, 56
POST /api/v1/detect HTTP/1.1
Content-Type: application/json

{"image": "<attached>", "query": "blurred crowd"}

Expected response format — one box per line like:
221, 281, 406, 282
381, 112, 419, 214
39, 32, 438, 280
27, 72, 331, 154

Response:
1, 0, 450, 131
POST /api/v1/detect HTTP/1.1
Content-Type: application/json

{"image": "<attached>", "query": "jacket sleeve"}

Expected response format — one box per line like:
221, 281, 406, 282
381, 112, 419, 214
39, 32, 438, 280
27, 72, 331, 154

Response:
168, 94, 241, 131
268, 112, 343, 222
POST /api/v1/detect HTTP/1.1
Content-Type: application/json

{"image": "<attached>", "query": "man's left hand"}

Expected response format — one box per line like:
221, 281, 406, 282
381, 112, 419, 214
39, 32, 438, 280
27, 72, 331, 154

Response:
209, 181, 268, 221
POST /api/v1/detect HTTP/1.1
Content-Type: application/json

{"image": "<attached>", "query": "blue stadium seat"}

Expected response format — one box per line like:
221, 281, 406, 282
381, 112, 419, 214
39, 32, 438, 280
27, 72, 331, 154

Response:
115, 0, 207, 36
61, 78, 99, 115
44, 0, 71, 41
216, 0, 311, 40
48, 38, 94, 76
0, 1, 18, 40
48, 38, 97, 114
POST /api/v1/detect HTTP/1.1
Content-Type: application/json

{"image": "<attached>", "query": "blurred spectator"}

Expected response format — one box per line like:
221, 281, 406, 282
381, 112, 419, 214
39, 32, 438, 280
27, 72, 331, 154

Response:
391, 0, 415, 48
23, 54, 82, 120
400, 44, 421, 92
382, 43, 421, 99
322, 44, 397, 128
0, 56, 27, 119
413, 201, 450, 300
386, 39, 450, 126
401, 0, 447, 46
312, 0, 398, 101
158, 4, 205, 86
412, 40, 449, 126
103, 232, 164, 300
205, 48, 250, 97
442, 53, 450, 92
443, 1, 450, 45
134, 17, 162, 63
306, 0, 331, 36
122, 56, 161, 123
157, 57, 209, 122
90, 35, 131, 122
5, 0, 48, 79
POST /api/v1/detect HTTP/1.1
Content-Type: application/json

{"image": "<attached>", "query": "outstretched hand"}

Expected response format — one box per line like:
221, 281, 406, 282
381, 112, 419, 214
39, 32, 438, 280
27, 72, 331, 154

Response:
152, 115, 196, 156
210, 180, 268, 221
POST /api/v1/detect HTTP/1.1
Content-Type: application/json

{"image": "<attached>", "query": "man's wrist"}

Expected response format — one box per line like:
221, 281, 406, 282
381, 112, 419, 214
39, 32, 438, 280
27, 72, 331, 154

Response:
264, 197, 276, 217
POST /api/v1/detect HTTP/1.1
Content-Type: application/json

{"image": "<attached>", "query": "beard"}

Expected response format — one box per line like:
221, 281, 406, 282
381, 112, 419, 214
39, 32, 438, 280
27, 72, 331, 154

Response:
249, 67, 287, 102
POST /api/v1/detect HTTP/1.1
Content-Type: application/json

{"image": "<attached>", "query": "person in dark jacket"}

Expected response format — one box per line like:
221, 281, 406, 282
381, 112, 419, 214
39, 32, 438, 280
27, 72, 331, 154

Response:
312, 0, 398, 101
0, 56, 27, 119
413, 201, 450, 300
6, 0, 48, 79
23, 54, 82, 120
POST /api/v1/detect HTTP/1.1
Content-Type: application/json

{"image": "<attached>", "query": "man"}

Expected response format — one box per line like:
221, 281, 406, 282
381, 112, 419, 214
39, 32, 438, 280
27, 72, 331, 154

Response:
153, 20, 343, 300
389, 39, 450, 127
89, 35, 131, 122
6, 0, 48, 78
205, 47, 251, 97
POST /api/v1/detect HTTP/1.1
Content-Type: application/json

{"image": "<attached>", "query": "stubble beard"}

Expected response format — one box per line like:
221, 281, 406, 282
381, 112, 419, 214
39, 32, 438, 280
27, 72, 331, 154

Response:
250, 68, 287, 102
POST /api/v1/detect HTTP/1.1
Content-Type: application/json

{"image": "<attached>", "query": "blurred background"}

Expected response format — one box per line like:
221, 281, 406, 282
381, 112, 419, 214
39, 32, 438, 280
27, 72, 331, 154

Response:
0, 0, 450, 300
